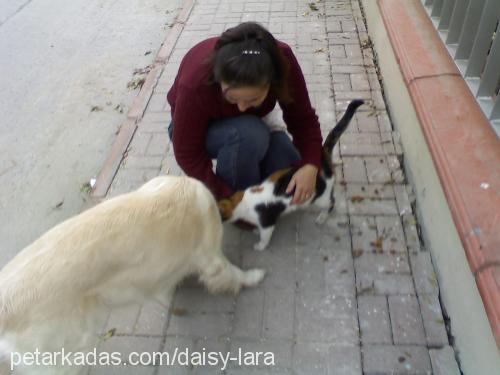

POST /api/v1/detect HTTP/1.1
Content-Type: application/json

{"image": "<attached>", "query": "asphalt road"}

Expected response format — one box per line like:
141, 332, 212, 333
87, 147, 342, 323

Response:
0, 0, 181, 267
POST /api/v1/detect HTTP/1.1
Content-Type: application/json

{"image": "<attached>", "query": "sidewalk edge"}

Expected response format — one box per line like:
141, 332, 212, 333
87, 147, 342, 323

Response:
91, 0, 194, 199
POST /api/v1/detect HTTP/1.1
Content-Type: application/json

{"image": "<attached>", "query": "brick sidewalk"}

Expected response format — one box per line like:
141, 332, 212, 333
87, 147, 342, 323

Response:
87, 0, 461, 374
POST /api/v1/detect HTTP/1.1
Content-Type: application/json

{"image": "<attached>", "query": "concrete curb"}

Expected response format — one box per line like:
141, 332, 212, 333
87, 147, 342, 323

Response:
90, 0, 194, 199
377, 0, 500, 347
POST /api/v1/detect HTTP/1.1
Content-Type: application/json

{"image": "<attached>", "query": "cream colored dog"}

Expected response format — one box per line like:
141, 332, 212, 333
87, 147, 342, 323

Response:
0, 176, 264, 374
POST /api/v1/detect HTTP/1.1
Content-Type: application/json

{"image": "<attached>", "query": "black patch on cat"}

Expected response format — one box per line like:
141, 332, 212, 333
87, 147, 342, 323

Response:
312, 176, 327, 202
273, 168, 298, 197
255, 202, 287, 228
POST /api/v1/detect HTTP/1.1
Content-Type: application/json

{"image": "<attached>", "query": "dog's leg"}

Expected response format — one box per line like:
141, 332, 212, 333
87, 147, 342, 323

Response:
198, 257, 265, 295
254, 226, 275, 251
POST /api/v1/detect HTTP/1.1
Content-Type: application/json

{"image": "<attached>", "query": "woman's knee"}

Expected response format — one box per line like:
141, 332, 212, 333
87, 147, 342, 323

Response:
231, 115, 270, 159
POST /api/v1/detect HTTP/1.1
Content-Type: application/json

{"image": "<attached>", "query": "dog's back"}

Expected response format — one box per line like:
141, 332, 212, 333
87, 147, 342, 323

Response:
0, 175, 225, 370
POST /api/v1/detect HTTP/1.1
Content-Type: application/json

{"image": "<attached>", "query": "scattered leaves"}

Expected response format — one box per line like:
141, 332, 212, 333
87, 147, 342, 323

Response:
127, 77, 146, 90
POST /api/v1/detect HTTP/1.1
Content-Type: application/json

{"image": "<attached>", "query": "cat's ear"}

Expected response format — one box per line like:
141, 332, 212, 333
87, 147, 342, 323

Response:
218, 199, 234, 221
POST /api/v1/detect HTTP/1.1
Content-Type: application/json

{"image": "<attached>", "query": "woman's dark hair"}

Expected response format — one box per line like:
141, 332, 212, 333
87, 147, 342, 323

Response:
206, 22, 292, 103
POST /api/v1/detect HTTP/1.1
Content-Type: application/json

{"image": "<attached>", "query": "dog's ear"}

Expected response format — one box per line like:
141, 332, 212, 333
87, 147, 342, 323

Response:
217, 199, 234, 221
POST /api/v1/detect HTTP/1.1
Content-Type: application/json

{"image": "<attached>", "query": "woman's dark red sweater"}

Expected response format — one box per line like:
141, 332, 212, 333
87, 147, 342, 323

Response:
167, 37, 322, 199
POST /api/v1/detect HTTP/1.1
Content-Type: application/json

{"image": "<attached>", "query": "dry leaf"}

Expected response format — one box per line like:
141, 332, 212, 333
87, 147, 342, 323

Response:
353, 249, 363, 258
90, 106, 103, 112
103, 328, 116, 340
308, 2, 319, 11
370, 237, 383, 249
171, 307, 187, 316
350, 196, 364, 203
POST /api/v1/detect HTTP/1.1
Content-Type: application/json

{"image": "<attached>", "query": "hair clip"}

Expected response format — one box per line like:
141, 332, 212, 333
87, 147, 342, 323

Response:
241, 50, 261, 55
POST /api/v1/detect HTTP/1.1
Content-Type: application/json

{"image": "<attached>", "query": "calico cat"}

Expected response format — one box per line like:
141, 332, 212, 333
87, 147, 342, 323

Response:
218, 99, 364, 251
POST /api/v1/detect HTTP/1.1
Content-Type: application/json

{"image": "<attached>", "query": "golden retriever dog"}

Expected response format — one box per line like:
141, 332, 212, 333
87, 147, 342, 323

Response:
0, 176, 265, 374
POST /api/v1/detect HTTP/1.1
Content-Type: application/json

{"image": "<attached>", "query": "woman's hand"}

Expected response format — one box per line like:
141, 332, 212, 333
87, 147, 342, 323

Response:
286, 164, 318, 205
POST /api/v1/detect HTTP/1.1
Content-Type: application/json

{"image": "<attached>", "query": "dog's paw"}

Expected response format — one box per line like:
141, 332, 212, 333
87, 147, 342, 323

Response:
244, 268, 265, 286
315, 211, 329, 225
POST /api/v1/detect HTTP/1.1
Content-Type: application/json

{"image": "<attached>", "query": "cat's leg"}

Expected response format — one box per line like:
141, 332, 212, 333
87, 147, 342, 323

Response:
254, 226, 275, 251
315, 211, 329, 225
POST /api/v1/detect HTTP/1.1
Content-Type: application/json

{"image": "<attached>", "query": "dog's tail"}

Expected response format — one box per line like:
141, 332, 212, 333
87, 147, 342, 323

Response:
323, 99, 364, 155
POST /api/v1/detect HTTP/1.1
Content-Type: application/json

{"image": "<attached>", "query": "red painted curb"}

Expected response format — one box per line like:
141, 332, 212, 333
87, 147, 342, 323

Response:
378, 0, 500, 347
91, 0, 194, 199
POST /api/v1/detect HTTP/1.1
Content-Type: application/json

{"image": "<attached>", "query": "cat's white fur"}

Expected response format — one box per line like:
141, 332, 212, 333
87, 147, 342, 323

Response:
223, 173, 334, 251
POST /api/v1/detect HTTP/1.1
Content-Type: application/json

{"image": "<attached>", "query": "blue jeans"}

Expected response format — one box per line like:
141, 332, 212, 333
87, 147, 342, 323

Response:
168, 114, 301, 191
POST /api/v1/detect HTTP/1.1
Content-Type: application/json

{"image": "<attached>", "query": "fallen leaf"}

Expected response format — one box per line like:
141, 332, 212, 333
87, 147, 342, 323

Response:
370, 237, 383, 249
103, 328, 116, 340
90, 106, 103, 112
350, 196, 364, 203
353, 249, 363, 258
171, 307, 187, 316
53, 200, 64, 209
314, 47, 326, 53
308, 2, 319, 11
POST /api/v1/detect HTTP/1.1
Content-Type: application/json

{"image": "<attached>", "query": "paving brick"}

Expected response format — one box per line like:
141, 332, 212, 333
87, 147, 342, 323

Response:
242, 245, 296, 291
388, 295, 427, 345
324, 249, 356, 297
403, 213, 422, 252
342, 156, 367, 183
348, 197, 399, 216
364, 156, 392, 184
354, 111, 379, 132
351, 215, 378, 253
419, 294, 449, 347
358, 295, 392, 344
157, 336, 194, 374
362, 345, 432, 375
293, 343, 362, 375
376, 216, 407, 253
394, 184, 412, 216
263, 288, 294, 340
127, 132, 152, 156
355, 253, 411, 276
232, 288, 264, 339
146, 133, 169, 156
410, 252, 439, 295
104, 305, 141, 335
347, 184, 395, 199
167, 312, 233, 338
295, 291, 358, 344
89, 336, 163, 374
357, 273, 415, 296
134, 302, 169, 336
122, 155, 163, 169
429, 346, 461, 375
173, 288, 235, 314
229, 338, 293, 370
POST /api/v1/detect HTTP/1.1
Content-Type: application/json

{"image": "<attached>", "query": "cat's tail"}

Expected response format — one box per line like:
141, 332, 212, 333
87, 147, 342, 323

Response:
323, 99, 364, 155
